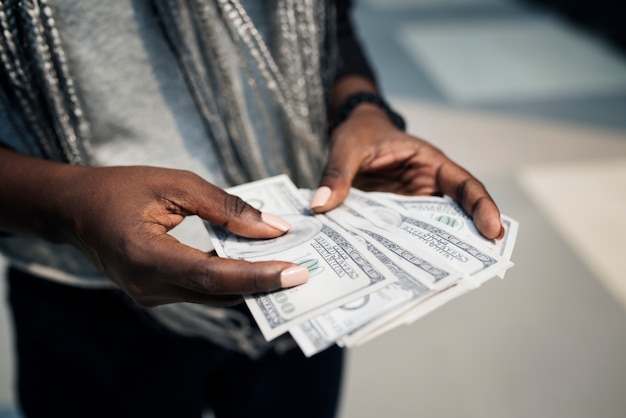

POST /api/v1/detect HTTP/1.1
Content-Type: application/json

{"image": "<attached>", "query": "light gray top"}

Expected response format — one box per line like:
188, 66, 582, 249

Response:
0, 0, 297, 287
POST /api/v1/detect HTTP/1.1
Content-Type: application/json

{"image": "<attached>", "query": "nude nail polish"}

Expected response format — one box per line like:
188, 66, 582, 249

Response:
309, 186, 332, 209
280, 265, 309, 287
261, 212, 291, 232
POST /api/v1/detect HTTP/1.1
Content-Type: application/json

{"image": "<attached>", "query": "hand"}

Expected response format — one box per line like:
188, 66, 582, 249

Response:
63, 166, 310, 307
0, 150, 308, 307
309, 105, 504, 240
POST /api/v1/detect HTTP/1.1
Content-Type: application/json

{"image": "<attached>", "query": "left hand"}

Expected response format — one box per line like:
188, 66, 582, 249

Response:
309, 104, 504, 240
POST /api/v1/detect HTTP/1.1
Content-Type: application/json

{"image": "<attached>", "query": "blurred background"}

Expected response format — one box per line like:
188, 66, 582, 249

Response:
1, 0, 625, 417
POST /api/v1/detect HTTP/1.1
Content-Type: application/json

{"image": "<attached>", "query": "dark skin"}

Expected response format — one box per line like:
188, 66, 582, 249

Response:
0, 152, 300, 307
0, 76, 503, 308
313, 75, 504, 240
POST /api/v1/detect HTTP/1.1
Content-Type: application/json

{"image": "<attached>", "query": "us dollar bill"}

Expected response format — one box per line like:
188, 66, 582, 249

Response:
208, 177, 518, 354
364, 191, 519, 273
333, 193, 517, 348
329, 191, 513, 284
290, 216, 465, 356
206, 175, 397, 341
292, 191, 506, 354
338, 279, 478, 348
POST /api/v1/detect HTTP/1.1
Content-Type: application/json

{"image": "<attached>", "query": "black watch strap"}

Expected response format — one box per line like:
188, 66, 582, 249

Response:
331, 92, 406, 132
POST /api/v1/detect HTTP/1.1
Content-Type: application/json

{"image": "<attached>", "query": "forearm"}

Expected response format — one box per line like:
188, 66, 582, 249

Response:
0, 147, 83, 242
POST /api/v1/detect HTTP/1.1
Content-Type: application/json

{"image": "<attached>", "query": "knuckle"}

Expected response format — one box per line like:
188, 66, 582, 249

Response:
322, 166, 342, 179
168, 168, 200, 184
321, 165, 348, 184
455, 177, 472, 204
191, 261, 222, 293
470, 195, 490, 217
253, 273, 266, 293
199, 275, 220, 294
253, 264, 282, 292
223, 193, 249, 219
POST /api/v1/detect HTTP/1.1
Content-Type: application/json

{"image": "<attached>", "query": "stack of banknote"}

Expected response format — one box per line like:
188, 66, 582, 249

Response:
207, 175, 518, 357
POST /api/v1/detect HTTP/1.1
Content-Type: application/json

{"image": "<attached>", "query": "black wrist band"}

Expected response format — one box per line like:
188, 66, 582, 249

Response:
331, 92, 406, 132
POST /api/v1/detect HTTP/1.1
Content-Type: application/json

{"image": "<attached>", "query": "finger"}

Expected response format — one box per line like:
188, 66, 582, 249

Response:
205, 193, 291, 238
147, 236, 309, 295
173, 177, 292, 239
126, 281, 245, 308
310, 138, 364, 213
436, 161, 503, 239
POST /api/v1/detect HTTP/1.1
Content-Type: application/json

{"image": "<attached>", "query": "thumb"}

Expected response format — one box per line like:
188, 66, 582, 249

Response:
309, 139, 362, 213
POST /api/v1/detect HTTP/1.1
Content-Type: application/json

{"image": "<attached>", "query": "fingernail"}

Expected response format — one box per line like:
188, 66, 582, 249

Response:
496, 221, 505, 240
280, 265, 309, 287
261, 212, 291, 232
309, 186, 332, 210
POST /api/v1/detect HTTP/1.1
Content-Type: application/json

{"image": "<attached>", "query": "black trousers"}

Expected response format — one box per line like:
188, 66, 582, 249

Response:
7, 267, 344, 418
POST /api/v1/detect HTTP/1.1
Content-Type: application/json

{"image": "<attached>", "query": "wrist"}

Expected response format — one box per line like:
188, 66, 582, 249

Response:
0, 148, 85, 243
330, 92, 406, 133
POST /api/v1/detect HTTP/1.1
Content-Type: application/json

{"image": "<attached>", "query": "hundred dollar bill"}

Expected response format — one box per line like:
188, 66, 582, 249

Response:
364, 191, 519, 273
290, 189, 515, 355
290, 285, 419, 357
290, 219, 464, 356
335, 193, 519, 348
300, 188, 518, 267
339, 279, 478, 348
328, 191, 513, 284
328, 206, 466, 290
289, 196, 488, 355
206, 175, 397, 341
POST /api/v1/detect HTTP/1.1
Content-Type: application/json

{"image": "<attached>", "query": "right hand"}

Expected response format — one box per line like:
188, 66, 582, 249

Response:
0, 150, 309, 307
